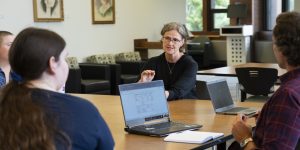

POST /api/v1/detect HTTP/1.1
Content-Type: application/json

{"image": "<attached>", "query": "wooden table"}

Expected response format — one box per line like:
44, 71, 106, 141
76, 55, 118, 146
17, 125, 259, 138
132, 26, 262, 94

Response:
72, 94, 264, 150
197, 63, 286, 77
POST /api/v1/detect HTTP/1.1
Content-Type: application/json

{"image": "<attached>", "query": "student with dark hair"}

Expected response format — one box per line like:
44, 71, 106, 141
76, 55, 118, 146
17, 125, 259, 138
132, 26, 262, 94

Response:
0, 27, 114, 150
0, 31, 14, 87
138, 22, 198, 100
231, 11, 300, 150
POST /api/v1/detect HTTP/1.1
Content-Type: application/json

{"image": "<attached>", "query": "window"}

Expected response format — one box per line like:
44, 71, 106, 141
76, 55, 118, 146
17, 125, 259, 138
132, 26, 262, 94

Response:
264, 0, 294, 31
282, 0, 294, 11
209, 0, 230, 30
186, 0, 229, 33
186, 0, 203, 31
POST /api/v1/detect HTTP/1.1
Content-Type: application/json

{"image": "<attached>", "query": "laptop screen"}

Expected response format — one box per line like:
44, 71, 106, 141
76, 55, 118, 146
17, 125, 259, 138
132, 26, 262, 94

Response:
206, 79, 234, 110
119, 80, 169, 127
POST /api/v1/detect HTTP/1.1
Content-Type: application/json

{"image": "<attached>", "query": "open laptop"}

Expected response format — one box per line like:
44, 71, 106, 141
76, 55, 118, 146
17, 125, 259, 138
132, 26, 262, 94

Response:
198, 79, 257, 116
118, 80, 202, 137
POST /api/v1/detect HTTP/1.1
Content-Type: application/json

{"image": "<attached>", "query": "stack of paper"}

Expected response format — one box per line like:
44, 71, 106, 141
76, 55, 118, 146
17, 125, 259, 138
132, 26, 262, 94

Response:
164, 130, 224, 144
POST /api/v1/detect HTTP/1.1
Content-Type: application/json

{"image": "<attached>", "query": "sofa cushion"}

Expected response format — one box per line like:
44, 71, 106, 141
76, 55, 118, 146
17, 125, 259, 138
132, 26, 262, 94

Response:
87, 54, 116, 64
66, 57, 80, 69
115, 52, 141, 62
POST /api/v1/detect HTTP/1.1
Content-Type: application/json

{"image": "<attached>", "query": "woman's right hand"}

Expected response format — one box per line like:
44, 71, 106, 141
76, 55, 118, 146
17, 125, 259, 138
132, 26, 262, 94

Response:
139, 70, 155, 83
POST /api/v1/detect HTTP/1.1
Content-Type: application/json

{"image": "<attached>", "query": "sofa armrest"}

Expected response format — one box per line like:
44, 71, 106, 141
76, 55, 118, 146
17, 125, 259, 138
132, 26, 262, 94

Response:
108, 64, 121, 95
65, 68, 82, 93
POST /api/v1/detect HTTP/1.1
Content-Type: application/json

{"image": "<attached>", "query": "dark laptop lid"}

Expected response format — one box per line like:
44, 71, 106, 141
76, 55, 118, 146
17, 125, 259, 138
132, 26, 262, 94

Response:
205, 79, 235, 112
119, 80, 170, 128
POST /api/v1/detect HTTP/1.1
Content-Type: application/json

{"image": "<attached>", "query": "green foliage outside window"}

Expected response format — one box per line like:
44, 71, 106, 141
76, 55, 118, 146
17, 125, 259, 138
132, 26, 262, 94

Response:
186, 0, 203, 31
212, 0, 229, 9
186, 0, 230, 32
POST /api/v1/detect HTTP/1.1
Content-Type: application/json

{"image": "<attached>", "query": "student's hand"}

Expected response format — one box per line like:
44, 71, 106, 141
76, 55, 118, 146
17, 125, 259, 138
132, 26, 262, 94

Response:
139, 70, 155, 83
232, 114, 252, 143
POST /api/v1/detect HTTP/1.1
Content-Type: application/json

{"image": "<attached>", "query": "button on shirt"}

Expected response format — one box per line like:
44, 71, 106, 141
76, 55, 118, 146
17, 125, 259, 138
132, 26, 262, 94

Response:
253, 68, 300, 149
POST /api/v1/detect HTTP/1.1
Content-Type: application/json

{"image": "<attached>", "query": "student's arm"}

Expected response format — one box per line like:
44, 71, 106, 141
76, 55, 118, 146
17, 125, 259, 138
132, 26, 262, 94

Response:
258, 90, 300, 149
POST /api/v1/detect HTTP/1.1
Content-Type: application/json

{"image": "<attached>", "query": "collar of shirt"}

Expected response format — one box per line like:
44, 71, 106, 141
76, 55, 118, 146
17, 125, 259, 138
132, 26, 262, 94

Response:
280, 67, 300, 85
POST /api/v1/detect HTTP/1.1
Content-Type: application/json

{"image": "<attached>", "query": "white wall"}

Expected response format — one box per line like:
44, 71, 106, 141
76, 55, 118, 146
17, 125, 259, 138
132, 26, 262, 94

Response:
0, 0, 185, 61
295, 0, 300, 11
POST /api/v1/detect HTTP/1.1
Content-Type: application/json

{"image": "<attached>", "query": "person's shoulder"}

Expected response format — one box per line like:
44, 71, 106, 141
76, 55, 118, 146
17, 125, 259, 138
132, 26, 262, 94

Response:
181, 54, 198, 65
33, 89, 97, 111
59, 94, 98, 110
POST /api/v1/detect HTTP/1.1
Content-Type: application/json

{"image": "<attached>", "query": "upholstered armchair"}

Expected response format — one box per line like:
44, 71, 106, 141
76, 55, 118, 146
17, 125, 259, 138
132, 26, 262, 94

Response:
65, 57, 81, 93
86, 54, 121, 95
115, 52, 146, 84
65, 57, 111, 94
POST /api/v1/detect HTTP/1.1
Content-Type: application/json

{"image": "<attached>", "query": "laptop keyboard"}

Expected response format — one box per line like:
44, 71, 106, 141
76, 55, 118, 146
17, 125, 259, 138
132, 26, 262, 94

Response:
223, 107, 247, 112
145, 122, 182, 129
129, 121, 201, 136
223, 107, 256, 115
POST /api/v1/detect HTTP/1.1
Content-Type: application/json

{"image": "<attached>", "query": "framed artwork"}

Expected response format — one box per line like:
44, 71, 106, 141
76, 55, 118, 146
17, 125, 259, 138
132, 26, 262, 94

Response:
92, 0, 115, 24
33, 0, 64, 22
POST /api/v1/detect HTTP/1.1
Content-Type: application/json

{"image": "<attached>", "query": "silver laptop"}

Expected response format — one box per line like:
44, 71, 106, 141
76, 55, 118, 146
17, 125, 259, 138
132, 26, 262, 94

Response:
200, 79, 257, 115
118, 80, 202, 137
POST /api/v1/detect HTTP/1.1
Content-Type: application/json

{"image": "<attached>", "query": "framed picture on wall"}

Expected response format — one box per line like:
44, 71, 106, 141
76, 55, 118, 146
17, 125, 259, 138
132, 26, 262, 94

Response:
92, 0, 115, 24
33, 0, 64, 22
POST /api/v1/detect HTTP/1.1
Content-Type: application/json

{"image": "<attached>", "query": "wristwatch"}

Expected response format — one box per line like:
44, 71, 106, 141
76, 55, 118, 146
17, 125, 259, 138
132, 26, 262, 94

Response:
240, 137, 253, 148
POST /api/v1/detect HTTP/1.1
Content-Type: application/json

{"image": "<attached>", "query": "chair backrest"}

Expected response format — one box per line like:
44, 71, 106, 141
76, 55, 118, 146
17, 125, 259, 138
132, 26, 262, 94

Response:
235, 67, 278, 96
86, 54, 116, 64
66, 57, 80, 69
115, 52, 141, 62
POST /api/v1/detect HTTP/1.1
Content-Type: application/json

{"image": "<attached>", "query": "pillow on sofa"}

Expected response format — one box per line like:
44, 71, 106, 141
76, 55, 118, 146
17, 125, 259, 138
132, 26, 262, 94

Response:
66, 57, 80, 69
115, 52, 141, 62
87, 54, 116, 64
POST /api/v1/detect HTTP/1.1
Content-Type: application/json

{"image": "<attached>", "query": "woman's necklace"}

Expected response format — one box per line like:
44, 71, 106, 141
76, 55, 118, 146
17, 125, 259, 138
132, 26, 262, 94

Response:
166, 60, 176, 74
165, 53, 183, 74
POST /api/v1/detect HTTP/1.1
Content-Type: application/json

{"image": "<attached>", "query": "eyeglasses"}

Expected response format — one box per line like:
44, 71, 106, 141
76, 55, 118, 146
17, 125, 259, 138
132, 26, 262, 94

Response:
162, 36, 182, 44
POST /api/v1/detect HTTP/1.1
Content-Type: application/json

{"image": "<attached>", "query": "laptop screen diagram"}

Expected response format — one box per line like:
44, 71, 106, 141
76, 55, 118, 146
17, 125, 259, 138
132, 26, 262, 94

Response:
119, 80, 202, 136
119, 80, 169, 127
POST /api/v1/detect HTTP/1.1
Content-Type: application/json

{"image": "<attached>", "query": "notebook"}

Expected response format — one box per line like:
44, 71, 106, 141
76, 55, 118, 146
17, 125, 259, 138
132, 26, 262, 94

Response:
199, 79, 257, 115
118, 80, 202, 137
164, 130, 224, 144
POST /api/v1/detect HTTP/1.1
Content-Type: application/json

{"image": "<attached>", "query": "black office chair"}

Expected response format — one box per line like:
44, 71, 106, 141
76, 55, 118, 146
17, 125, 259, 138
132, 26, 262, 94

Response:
235, 67, 278, 102
186, 36, 212, 69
